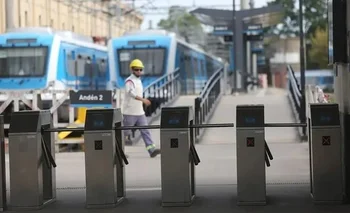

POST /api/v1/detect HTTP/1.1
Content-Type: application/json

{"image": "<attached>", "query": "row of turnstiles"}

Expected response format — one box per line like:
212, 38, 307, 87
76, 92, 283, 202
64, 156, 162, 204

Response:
0, 103, 345, 210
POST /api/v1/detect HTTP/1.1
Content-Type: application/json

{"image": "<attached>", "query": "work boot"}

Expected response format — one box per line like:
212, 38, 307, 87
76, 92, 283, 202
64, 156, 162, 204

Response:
149, 148, 161, 158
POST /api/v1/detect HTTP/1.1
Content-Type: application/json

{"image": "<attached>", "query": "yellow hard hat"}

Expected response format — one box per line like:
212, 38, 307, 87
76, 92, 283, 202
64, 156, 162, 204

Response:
129, 59, 144, 69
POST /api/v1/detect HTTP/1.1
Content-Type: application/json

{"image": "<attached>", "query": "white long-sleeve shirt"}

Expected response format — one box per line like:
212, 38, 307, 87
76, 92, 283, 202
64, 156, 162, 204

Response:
122, 74, 145, 115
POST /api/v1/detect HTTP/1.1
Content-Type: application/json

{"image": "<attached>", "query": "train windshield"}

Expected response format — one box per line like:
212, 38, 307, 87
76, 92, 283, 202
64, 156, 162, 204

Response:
0, 47, 48, 77
117, 48, 165, 77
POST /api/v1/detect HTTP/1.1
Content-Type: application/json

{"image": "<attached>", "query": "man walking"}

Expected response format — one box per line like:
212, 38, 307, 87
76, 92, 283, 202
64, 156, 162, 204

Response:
122, 59, 161, 158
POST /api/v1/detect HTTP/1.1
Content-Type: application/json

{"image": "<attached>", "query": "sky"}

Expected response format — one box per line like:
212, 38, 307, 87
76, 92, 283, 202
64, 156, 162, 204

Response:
130, 0, 270, 29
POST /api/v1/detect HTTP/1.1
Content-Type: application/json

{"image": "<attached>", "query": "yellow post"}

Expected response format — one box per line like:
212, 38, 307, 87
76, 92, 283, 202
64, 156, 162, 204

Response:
76, 107, 87, 123
58, 107, 87, 140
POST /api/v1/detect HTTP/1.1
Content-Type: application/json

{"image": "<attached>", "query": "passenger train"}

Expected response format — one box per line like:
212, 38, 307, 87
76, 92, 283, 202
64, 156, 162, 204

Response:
294, 70, 334, 92
0, 27, 111, 122
108, 29, 225, 95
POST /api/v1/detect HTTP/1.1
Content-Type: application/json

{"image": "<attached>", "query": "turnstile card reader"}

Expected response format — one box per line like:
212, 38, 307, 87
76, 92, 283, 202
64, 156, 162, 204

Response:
9, 110, 56, 210
160, 106, 200, 207
309, 103, 344, 204
236, 105, 266, 205
84, 108, 126, 208
0, 116, 7, 211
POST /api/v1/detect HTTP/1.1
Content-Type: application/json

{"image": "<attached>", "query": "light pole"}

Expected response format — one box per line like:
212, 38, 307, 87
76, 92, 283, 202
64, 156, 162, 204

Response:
299, 0, 306, 135
231, 0, 237, 94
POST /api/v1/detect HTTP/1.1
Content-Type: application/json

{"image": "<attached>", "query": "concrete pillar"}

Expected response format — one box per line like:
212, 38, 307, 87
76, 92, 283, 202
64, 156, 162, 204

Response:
252, 53, 258, 91
5, 0, 15, 30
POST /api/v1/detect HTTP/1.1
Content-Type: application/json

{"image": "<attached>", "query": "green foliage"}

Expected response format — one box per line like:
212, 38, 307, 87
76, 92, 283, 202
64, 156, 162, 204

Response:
267, 0, 328, 69
157, 6, 203, 42
267, 0, 327, 38
267, 0, 298, 36
308, 27, 328, 69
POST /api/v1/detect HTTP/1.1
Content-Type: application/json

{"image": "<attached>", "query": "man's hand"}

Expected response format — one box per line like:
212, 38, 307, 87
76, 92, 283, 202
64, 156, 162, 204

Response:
142, 98, 151, 106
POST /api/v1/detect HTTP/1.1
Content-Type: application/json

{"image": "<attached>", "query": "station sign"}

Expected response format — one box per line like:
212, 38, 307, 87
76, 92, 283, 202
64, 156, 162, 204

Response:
244, 23, 264, 41
257, 55, 266, 66
69, 90, 113, 108
214, 25, 232, 32
251, 41, 264, 53
213, 24, 233, 35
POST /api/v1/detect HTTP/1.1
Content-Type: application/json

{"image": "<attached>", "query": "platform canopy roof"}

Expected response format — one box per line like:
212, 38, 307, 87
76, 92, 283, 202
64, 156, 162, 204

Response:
190, 4, 284, 28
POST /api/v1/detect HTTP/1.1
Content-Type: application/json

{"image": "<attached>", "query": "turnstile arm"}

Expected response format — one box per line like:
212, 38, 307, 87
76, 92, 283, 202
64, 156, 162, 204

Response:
264, 140, 273, 167
41, 137, 57, 168
114, 134, 129, 166
190, 144, 200, 165
265, 153, 270, 167
265, 141, 273, 160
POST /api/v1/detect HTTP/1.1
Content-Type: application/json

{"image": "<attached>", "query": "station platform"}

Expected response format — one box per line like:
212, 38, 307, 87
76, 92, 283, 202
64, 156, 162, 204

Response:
3, 88, 350, 212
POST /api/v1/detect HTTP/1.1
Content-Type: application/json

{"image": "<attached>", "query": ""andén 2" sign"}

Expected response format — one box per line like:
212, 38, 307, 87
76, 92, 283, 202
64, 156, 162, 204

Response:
69, 90, 112, 108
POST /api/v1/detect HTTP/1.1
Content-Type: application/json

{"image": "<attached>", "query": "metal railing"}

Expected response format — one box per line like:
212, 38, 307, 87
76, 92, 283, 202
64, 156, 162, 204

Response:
194, 67, 224, 142
143, 68, 181, 117
287, 65, 306, 139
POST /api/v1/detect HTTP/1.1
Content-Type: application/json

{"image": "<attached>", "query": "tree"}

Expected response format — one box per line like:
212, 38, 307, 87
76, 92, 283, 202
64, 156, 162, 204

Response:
308, 27, 328, 69
267, 0, 327, 38
267, 0, 328, 69
157, 6, 206, 48
267, 0, 298, 37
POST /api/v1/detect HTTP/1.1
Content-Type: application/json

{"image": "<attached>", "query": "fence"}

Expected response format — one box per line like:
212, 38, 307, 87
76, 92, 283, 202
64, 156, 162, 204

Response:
194, 67, 224, 142
287, 65, 306, 139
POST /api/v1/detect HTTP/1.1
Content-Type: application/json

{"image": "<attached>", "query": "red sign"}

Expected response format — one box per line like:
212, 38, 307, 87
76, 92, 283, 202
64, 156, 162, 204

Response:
322, 136, 331, 146
246, 137, 255, 147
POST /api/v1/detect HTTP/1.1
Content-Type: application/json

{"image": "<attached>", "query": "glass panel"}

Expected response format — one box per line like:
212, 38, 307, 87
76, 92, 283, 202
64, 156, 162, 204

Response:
0, 47, 48, 77
117, 48, 166, 77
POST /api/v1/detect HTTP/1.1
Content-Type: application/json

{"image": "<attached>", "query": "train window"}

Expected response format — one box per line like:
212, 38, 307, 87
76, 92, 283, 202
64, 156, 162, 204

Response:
193, 58, 198, 76
200, 60, 205, 75
84, 56, 93, 78
66, 53, 76, 76
78, 55, 92, 77
117, 48, 166, 76
97, 58, 107, 76
323, 76, 334, 84
184, 54, 192, 78
67, 54, 88, 77
0, 47, 48, 77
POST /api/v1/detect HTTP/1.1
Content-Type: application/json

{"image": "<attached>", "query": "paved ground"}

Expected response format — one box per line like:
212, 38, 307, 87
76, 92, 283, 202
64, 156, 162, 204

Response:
201, 88, 299, 145
3, 88, 350, 212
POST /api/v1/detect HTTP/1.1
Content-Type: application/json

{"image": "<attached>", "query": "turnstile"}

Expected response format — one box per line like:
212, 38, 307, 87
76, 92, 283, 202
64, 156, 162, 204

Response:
0, 116, 6, 211
236, 105, 266, 205
160, 106, 200, 207
8, 110, 56, 210
84, 108, 127, 208
309, 103, 344, 203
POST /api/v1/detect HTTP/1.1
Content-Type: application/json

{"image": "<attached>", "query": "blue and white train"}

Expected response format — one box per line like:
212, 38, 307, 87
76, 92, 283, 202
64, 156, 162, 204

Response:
294, 69, 334, 91
0, 27, 111, 122
108, 30, 224, 95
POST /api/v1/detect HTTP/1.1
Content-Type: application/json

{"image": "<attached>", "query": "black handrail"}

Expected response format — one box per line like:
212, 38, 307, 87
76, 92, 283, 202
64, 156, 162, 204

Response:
194, 67, 224, 142
287, 65, 306, 138
143, 68, 181, 117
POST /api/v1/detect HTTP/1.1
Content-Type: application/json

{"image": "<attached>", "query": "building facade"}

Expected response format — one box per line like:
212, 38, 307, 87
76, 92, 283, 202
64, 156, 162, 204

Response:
0, 0, 143, 39
267, 37, 300, 88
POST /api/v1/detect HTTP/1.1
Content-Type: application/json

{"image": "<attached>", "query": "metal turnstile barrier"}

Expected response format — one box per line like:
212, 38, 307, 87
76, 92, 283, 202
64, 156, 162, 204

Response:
8, 107, 234, 209
236, 103, 345, 205
236, 105, 272, 205
160, 106, 201, 207
0, 116, 6, 211
84, 108, 128, 208
308, 103, 344, 204
9, 110, 57, 210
